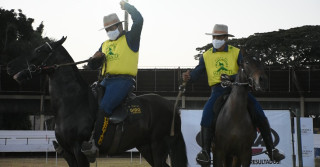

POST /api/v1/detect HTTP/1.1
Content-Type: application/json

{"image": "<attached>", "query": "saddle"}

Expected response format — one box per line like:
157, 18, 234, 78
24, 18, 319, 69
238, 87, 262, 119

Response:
91, 81, 143, 154
109, 94, 142, 123
91, 81, 142, 124
212, 91, 257, 131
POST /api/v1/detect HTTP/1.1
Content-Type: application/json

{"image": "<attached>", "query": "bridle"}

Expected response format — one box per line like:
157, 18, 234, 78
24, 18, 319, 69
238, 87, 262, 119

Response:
221, 61, 255, 89
23, 42, 89, 79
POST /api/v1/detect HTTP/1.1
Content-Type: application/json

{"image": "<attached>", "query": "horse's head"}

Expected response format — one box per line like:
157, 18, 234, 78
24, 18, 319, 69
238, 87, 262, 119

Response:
239, 53, 268, 91
7, 37, 67, 84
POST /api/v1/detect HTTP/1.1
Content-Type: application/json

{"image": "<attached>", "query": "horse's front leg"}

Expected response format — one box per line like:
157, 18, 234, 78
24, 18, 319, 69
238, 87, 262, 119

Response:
213, 149, 224, 167
62, 150, 78, 167
239, 149, 252, 167
73, 143, 90, 167
225, 156, 234, 167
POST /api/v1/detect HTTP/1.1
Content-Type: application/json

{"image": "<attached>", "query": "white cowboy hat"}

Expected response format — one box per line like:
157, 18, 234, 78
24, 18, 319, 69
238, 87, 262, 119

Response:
99, 13, 125, 31
205, 24, 234, 37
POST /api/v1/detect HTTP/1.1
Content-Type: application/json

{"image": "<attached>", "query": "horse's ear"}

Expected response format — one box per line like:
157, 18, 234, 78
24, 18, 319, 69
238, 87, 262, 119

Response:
54, 36, 67, 48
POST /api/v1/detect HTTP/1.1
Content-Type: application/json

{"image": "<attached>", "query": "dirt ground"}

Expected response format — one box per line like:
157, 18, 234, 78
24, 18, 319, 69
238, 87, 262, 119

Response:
0, 157, 151, 167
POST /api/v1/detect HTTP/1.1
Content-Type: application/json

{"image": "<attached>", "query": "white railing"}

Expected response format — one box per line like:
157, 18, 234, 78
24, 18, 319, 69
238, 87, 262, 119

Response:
0, 130, 55, 152
0, 130, 138, 152
0, 130, 141, 164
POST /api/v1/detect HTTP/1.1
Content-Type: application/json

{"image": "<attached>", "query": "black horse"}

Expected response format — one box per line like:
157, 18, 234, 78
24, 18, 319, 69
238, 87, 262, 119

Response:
7, 37, 187, 167
213, 54, 268, 167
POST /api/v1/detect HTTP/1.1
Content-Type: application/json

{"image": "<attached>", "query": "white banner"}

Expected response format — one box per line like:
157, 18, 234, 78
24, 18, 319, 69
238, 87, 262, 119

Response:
315, 134, 320, 158
181, 110, 293, 167
294, 117, 314, 167
181, 110, 203, 167
251, 110, 293, 167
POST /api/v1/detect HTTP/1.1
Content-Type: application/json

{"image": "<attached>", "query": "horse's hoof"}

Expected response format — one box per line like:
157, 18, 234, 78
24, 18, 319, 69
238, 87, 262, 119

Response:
81, 141, 98, 163
86, 154, 96, 163
52, 141, 63, 154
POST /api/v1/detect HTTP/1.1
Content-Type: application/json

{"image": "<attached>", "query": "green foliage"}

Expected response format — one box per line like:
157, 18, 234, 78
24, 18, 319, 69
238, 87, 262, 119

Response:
197, 26, 320, 68
0, 8, 49, 65
0, 8, 49, 130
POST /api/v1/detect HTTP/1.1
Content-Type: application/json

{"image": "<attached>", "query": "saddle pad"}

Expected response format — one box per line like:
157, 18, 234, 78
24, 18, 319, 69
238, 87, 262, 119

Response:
109, 98, 142, 124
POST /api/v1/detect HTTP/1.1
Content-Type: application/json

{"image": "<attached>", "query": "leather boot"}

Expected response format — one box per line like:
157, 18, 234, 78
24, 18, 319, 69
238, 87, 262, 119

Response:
196, 127, 212, 166
81, 110, 108, 163
258, 118, 285, 162
81, 82, 105, 163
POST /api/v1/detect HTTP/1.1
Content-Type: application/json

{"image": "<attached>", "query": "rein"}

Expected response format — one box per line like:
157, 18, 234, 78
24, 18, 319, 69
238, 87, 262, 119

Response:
221, 67, 254, 88
23, 44, 90, 80
37, 42, 90, 70
221, 80, 252, 88
25, 59, 90, 76
41, 59, 90, 70
170, 81, 186, 136
25, 42, 90, 76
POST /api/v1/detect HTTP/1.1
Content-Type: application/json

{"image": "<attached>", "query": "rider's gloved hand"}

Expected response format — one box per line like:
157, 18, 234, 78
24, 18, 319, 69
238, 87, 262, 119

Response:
120, 0, 127, 10
220, 74, 232, 82
87, 51, 105, 70
220, 74, 233, 87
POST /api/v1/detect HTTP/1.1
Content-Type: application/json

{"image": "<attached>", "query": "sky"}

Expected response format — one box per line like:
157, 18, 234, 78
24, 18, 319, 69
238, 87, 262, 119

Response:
1, 0, 320, 68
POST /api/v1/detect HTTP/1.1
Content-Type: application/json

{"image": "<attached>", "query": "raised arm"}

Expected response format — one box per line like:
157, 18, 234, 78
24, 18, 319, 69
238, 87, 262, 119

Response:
121, 1, 144, 52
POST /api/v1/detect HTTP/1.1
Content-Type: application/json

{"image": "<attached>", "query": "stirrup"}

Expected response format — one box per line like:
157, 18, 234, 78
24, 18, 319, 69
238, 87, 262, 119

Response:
272, 148, 285, 162
196, 150, 211, 165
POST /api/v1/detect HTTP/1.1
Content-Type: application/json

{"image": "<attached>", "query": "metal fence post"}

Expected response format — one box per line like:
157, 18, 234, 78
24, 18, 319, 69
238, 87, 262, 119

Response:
296, 108, 303, 167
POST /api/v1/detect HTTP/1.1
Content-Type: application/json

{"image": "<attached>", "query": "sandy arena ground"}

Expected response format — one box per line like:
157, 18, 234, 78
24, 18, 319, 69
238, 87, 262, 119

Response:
0, 157, 151, 167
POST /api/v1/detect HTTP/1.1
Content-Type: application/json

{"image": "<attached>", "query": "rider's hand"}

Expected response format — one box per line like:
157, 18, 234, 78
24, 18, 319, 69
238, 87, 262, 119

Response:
220, 74, 233, 87
92, 51, 103, 59
120, 0, 126, 10
220, 74, 232, 82
88, 52, 105, 70
182, 70, 191, 82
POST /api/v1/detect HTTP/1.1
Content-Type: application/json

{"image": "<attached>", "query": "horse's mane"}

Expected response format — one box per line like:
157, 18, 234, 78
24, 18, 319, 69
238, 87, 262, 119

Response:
57, 46, 89, 88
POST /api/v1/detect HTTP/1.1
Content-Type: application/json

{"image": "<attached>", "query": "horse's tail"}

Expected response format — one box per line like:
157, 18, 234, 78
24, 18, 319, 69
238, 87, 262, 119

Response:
168, 112, 188, 167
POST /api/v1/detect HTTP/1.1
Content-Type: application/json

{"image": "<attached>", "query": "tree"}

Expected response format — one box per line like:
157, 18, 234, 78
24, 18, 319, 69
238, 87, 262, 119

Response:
0, 8, 50, 130
196, 26, 320, 68
0, 8, 49, 65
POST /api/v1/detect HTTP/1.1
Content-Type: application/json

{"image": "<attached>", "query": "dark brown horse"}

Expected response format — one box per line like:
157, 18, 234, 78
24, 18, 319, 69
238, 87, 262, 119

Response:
7, 37, 187, 167
214, 54, 268, 167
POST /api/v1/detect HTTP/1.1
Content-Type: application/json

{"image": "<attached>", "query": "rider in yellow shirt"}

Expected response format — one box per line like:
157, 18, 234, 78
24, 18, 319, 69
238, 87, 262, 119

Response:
183, 24, 285, 166
82, 0, 143, 161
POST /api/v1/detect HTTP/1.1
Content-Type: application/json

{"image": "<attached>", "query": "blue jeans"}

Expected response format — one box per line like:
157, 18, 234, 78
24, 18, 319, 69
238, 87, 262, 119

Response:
200, 85, 267, 127
99, 76, 135, 116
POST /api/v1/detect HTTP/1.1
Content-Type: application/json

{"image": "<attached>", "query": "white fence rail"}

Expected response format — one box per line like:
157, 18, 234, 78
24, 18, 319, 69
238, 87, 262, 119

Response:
0, 130, 138, 153
0, 130, 56, 152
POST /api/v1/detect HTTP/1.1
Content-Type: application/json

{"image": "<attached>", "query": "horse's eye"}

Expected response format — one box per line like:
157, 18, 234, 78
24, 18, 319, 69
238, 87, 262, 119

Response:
36, 49, 41, 53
